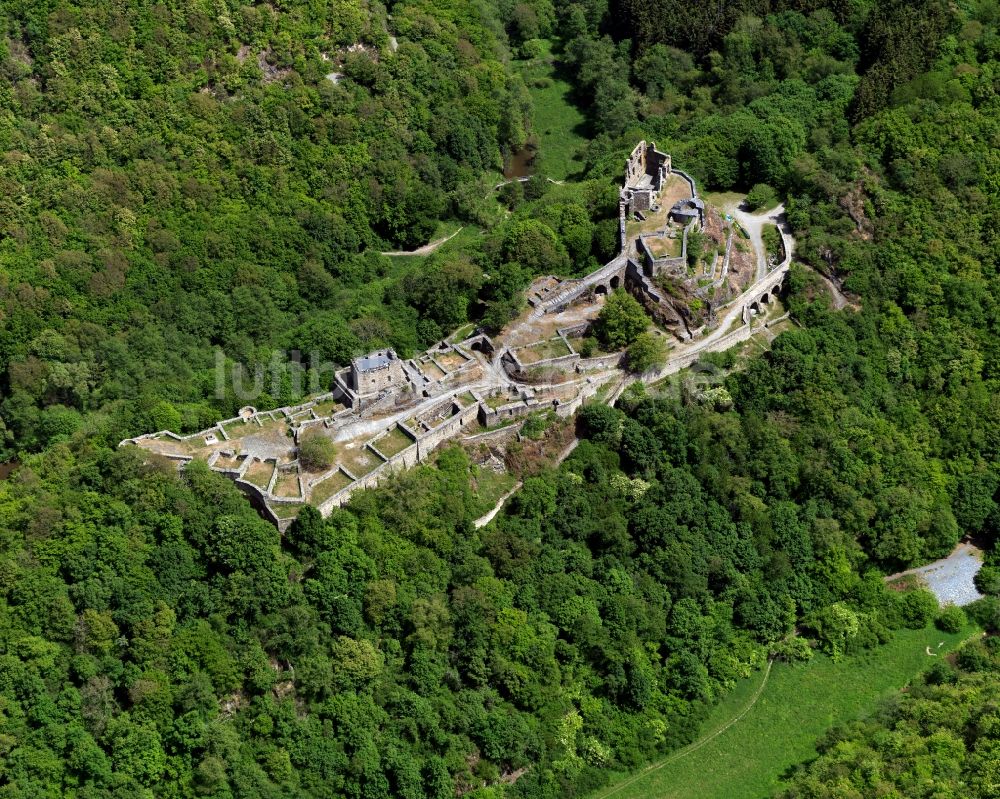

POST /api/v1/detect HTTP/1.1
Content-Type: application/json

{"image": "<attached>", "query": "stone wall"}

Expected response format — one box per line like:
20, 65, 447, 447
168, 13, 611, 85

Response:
352, 350, 405, 395
624, 141, 671, 190
630, 188, 653, 212
315, 392, 481, 515
624, 141, 647, 186
575, 352, 624, 372
478, 398, 548, 427
637, 231, 686, 275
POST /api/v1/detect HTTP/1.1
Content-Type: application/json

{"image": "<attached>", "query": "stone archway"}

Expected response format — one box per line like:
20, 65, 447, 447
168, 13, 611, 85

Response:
759, 292, 770, 305
610, 275, 621, 290
594, 284, 608, 296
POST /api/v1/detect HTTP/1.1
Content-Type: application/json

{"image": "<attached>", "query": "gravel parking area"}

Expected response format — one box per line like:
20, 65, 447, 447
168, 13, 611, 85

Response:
887, 542, 984, 606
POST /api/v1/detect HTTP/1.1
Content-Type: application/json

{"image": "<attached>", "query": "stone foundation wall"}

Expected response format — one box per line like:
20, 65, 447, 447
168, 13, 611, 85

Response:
316, 393, 481, 514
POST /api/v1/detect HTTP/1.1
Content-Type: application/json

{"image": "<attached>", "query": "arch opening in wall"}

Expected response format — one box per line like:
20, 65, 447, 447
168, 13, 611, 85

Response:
749, 302, 761, 316
610, 275, 621, 290
759, 292, 770, 305
594, 284, 608, 296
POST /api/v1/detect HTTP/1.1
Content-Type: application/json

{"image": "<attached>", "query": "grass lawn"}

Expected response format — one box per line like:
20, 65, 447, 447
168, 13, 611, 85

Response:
467, 467, 518, 518
448, 323, 477, 343
338, 444, 384, 477
702, 191, 747, 215
593, 624, 976, 799
518, 337, 572, 364
515, 41, 587, 181
372, 426, 415, 457
271, 503, 304, 520
309, 469, 353, 505
273, 470, 302, 498
311, 399, 345, 417
242, 459, 274, 489
645, 236, 681, 258
486, 393, 515, 409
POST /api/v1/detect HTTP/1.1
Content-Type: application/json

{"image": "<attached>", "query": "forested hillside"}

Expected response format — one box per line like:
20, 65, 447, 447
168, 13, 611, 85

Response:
1, 0, 1000, 798
0, 0, 531, 453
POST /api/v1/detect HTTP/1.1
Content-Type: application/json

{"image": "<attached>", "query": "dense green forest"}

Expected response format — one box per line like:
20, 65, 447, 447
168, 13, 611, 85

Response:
1, 0, 1000, 797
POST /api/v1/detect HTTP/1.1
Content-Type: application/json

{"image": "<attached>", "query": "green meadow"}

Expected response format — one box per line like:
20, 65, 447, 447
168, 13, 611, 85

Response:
594, 624, 977, 799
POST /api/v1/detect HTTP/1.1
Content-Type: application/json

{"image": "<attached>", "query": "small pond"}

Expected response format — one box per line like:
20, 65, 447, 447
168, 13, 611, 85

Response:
503, 144, 537, 179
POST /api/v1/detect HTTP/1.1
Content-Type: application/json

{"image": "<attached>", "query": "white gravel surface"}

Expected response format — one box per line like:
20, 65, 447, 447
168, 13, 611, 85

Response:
888, 542, 984, 606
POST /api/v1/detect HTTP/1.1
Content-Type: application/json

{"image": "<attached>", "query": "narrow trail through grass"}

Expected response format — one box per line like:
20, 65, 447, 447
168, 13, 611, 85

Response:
594, 660, 774, 799
590, 624, 974, 799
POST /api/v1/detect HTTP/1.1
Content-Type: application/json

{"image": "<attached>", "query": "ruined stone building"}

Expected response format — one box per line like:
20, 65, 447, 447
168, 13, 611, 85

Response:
331, 349, 409, 409
620, 140, 671, 216
351, 350, 404, 394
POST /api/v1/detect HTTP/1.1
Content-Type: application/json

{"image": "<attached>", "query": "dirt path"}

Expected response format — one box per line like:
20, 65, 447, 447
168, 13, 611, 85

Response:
730, 203, 787, 281
593, 660, 774, 799
816, 272, 859, 311
380, 227, 463, 256
473, 482, 523, 528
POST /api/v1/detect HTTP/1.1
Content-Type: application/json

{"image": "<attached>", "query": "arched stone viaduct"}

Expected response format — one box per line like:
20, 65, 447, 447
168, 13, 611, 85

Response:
742, 269, 790, 324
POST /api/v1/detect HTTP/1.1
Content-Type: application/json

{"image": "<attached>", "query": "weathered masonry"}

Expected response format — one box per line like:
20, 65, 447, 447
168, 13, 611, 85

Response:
620, 140, 671, 216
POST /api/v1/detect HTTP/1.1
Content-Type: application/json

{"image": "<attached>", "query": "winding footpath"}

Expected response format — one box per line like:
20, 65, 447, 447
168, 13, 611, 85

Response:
379, 226, 464, 256
593, 660, 775, 799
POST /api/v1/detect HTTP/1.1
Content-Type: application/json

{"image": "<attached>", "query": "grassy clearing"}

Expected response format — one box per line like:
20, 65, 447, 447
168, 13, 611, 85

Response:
448, 323, 477, 343
518, 337, 572, 363
273, 470, 302, 498
645, 236, 682, 258
594, 625, 976, 799
271, 503, 304, 520
486, 393, 515, 409
373, 426, 415, 457
467, 468, 518, 517
338, 444, 384, 476
222, 418, 287, 440
702, 191, 747, 215
378, 224, 484, 272
311, 400, 345, 417
309, 469, 353, 505
242, 460, 274, 489
515, 41, 587, 181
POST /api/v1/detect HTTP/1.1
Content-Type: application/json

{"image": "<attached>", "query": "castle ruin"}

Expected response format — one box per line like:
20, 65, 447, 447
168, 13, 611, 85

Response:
620, 140, 671, 216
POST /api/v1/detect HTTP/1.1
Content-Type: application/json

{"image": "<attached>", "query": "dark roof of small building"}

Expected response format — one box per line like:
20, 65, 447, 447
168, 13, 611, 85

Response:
354, 351, 393, 372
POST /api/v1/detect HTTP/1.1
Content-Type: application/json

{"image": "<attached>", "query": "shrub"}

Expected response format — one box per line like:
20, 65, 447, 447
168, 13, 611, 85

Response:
966, 595, 1000, 632
896, 589, 939, 629
595, 289, 649, 348
745, 183, 776, 210
298, 431, 337, 472
935, 604, 966, 633
762, 224, 782, 261
957, 644, 991, 673
625, 332, 668, 373
498, 180, 523, 209
975, 565, 1000, 595
923, 661, 957, 685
